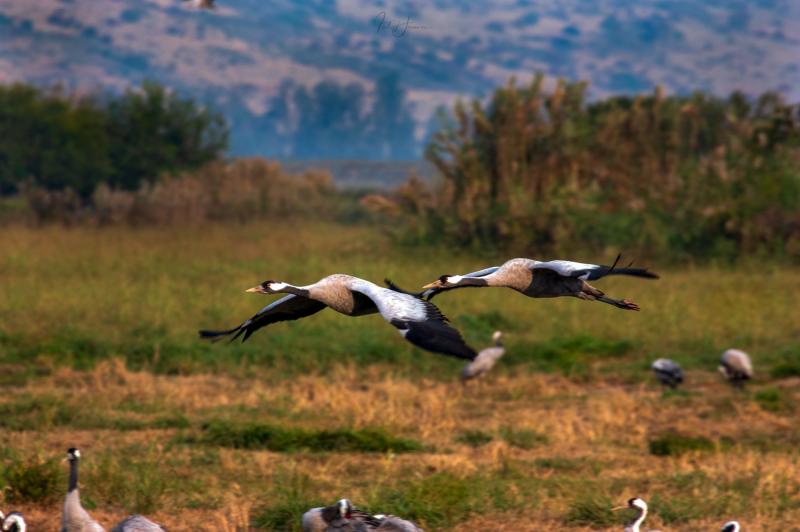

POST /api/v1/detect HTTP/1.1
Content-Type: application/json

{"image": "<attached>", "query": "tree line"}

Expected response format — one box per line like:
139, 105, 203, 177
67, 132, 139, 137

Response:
257, 72, 418, 160
368, 74, 800, 260
0, 81, 228, 198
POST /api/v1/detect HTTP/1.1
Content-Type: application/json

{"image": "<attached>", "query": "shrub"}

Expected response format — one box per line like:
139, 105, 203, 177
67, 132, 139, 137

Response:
199, 420, 423, 453
499, 427, 548, 449
564, 493, 617, 528
0, 81, 227, 197
365, 75, 800, 261
455, 430, 494, 447
649, 433, 714, 456
2, 456, 62, 504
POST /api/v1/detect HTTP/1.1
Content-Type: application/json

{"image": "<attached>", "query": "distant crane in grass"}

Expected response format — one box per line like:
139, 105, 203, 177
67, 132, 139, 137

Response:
650, 358, 683, 389
62, 448, 165, 532
721, 521, 741, 532
420, 255, 658, 311
613, 497, 661, 532
461, 331, 505, 383
302, 499, 379, 531
719, 349, 753, 388
2, 512, 26, 532
200, 274, 477, 361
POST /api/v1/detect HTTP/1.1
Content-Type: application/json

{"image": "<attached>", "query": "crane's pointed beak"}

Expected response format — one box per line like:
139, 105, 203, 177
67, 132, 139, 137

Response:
611, 506, 626, 512
246, 285, 266, 294
421, 280, 441, 290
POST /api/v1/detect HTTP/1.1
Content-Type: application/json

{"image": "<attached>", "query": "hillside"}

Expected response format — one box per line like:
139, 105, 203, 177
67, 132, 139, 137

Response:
1, 0, 798, 156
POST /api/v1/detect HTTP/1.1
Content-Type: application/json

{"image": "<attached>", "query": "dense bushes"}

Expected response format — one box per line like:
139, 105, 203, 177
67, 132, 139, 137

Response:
366, 74, 800, 260
0, 81, 227, 197
20, 158, 336, 225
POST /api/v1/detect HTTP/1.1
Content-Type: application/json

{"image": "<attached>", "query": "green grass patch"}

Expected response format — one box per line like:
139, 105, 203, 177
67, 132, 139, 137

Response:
1, 456, 61, 504
0, 395, 191, 432
509, 334, 633, 377
650, 493, 702, 524
251, 471, 323, 531
769, 346, 800, 378
564, 493, 617, 528
533, 456, 600, 474
83, 447, 179, 514
367, 472, 476, 529
455, 430, 493, 447
755, 387, 793, 413
456, 310, 515, 340
499, 426, 548, 449
197, 420, 424, 453
649, 433, 715, 456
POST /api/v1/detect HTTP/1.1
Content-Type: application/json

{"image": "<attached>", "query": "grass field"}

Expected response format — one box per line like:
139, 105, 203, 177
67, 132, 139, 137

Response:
1, 222, 799, 531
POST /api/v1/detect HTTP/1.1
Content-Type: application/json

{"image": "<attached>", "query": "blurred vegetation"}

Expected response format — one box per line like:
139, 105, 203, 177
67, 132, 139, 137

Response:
365, 74, 800, 260
649, 433, 715, 456
196, 420, 423, 453
0, 81, 227, 198
4, 76, 799, 262
1, 455, 61, 505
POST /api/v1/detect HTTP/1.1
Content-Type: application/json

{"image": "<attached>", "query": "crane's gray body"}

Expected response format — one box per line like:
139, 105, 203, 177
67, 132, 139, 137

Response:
461, 331, 505, 382
719, 349, 753, 387
374, 515, 424, 531
110, 515, 164, 532
62, 488, 105, 532
651, 358, 683, 388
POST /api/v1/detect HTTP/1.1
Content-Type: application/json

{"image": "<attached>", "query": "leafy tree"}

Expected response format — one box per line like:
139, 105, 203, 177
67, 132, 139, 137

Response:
0, 81, 228, 197
0, 84, 110, 196
106, 81, 228, 190
370, 72, 417, 159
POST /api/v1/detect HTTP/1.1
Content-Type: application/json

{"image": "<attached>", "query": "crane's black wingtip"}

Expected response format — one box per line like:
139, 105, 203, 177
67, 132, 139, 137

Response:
384, 278, 426, 299
198, 327, 243, 343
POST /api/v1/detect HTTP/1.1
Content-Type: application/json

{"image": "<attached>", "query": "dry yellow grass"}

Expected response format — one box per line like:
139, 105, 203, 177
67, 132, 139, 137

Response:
0, 223, 799, 530
2, 359, 799, 531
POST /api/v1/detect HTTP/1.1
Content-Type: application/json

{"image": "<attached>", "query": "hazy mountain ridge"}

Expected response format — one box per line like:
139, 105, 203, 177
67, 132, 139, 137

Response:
1, 0, 798, 156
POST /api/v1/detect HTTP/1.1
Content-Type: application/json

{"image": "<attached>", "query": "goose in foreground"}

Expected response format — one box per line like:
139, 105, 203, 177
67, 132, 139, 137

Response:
719, 349, 753, 388
420, 255, 658, 310
62, 448, 165, 532
721, 521, 740, 532
461, 331, 505, 383
62, 448, 105, 532
2, 512, 26, 532
302, 499, 378, 531
613, 497, 660, 532
650, 358, 683, 389
200, 274, 477, 360
372, 514, 424, 531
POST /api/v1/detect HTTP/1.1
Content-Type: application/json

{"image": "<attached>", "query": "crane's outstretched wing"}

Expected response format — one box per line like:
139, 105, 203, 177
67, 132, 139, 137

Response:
530, 255, 658, 280
199, 294, 327, 343
350, 281, 476, 360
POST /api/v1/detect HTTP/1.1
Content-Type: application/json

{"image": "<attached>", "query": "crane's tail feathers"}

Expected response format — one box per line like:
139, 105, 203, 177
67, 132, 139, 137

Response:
590, 254, 658, 280
590, 266, 659, 280
607, 267, 659, 279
